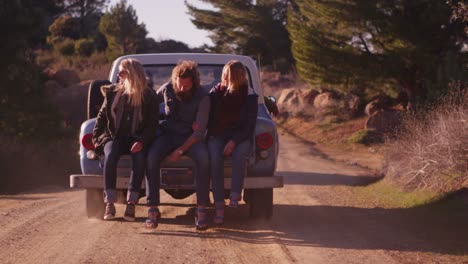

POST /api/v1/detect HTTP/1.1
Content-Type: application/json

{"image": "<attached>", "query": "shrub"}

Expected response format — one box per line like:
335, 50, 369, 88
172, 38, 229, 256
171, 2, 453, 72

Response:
56, 39, 75, 56
75, 38, 95, 57
385, 83, 467, 193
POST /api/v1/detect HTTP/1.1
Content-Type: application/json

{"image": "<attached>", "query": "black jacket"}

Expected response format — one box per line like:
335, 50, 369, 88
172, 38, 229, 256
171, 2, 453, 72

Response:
208, 84, 258, 144
92, 84, 159, 155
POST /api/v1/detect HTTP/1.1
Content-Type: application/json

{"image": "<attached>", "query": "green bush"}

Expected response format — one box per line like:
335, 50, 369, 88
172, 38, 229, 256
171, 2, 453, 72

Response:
56, 39, 75, 56
75, 38, 95, 57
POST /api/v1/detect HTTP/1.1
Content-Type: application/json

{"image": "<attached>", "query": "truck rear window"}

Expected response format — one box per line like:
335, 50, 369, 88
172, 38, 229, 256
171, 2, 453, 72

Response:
143, 64, 253, 91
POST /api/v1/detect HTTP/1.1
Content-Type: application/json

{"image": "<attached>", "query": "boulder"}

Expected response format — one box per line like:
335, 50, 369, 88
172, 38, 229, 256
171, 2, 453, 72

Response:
277, 88, 304, 116
50, 69, 80, 88
365, 109, 403, 134
313, 92, 339, 109
303, 89, 319, 105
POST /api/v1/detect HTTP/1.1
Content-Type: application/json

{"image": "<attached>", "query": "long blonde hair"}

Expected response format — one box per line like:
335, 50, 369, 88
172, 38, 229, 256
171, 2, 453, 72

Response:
118, 58, 147, 107
221, 60, 248, 93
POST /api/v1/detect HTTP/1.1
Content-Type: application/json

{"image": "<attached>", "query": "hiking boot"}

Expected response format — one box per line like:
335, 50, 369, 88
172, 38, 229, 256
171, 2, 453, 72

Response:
104, 203, 116, 220
123, 203, 136, 221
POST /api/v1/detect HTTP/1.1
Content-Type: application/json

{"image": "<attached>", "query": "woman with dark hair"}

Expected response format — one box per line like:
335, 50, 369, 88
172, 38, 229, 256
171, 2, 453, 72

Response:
207, 60, 258, 225
92, 58, 158, 221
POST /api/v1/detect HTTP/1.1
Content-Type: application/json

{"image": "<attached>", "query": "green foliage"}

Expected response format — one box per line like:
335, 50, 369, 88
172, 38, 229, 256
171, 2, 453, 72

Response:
0, 0, 64, 140
47, 16, 82, 43
99, 0, 147, 60
62, 0, 109, 19
75, 38, 95, 57
56, 38, 76, 56
186, 0, 293, 72
348, 129, 383, 145
48, 2, 108, 55
287, 0, 468, 102
353, 180, 439, 208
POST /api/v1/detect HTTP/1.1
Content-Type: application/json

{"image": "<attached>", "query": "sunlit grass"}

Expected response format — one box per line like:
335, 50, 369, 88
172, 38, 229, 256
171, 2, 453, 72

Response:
352, 179, 441, 208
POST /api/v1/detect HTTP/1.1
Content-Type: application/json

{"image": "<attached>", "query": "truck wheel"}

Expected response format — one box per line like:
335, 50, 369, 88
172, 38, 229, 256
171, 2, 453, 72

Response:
87, 80, 111, 119
86, 189, 105, 219
248, 188, 273, 219
164, 189, 195, 199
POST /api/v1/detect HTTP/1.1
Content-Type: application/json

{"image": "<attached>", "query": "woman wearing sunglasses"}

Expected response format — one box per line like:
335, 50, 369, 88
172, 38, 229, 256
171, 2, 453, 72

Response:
92, 58, 158, 221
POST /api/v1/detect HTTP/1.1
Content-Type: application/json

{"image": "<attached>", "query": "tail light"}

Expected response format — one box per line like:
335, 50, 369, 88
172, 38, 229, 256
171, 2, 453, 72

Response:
256, 132, 273, 150
81, 133, 95, 150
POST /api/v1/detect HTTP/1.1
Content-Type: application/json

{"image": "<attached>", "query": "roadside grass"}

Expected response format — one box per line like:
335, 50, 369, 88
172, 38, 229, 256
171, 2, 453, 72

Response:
351, 178, 442, 208
347, 129, 384, 145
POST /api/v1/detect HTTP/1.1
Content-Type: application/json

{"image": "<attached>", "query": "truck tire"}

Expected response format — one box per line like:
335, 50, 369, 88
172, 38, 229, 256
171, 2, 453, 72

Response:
164, 189, 195, 199
248, 188, 273, 219
86, 188, 105, 219
87, 80, 111, 119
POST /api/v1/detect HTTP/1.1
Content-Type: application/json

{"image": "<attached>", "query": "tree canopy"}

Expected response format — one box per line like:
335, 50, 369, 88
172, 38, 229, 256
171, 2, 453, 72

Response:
0, 0, 63, 139
186, 0, 293, 72
288, 0, 467, 100
99, 0, 147, 59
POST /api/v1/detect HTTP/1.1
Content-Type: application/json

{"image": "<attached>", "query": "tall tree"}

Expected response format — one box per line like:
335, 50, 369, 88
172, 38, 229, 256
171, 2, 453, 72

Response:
0, 0, 63, 139
99, 0, 147, 59
63, 0, 108, 20
288, 0, 467, 100
186, 0, 293, 72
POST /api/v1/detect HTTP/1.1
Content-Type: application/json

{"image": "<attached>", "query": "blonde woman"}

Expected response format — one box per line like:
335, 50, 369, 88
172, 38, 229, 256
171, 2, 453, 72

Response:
207, 60, 258, 225
93, 58, 158, 221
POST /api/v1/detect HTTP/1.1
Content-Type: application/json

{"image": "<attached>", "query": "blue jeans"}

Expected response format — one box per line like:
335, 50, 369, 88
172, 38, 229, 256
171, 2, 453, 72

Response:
103, 137, 146, 204
146, 134, 210, 206
207, 136, 252, 203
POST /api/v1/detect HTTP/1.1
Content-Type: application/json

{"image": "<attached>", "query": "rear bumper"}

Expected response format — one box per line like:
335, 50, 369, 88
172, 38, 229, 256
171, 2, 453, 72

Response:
70, 174, 283, 189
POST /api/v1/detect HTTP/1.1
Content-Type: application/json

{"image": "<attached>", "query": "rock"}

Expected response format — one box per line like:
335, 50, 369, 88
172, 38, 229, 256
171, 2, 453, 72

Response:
344, 93, 361, 117
365, 109, 404, 134
277, 88, 304, 116
313, 92, 339, 109
303, 89, 319, 105
50, 69, 80, 88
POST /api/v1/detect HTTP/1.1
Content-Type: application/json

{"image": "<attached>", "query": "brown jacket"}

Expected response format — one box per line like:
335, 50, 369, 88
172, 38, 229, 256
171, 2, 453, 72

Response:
92, 84, 159, 155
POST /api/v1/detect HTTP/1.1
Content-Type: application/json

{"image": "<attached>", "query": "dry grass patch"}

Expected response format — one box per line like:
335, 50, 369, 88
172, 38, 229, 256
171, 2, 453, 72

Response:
385, 86, 467, 194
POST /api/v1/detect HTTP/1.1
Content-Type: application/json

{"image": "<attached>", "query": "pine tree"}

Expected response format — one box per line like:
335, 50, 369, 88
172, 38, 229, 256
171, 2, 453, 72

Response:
186, 0, 293, 72
62, 0, 108, 19
288, 0, 467, 100
99, 0, 147, 59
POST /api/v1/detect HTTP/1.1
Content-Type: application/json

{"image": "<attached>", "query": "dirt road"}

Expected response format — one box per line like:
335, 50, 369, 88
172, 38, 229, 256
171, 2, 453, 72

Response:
0, 133, 466, 263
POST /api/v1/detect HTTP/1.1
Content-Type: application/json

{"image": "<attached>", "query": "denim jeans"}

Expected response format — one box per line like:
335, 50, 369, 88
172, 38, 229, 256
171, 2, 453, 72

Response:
207, 136, 252, 203
146, 133, 210, 206
103, 137, 146, 204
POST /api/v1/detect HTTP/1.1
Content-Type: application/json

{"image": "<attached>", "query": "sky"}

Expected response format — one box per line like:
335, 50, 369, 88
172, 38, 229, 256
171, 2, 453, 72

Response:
109, 0, 214, 48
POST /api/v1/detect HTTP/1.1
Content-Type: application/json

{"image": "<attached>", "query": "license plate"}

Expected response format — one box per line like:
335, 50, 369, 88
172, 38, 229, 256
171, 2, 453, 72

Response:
160, 168, 195, 187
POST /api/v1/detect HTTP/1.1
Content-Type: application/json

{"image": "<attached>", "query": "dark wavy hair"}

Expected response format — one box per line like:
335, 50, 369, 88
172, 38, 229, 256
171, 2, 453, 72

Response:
171, 60, 200, 91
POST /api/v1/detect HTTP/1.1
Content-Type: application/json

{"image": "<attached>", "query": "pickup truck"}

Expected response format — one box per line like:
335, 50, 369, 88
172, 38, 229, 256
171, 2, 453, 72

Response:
70, 53, 283, 220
